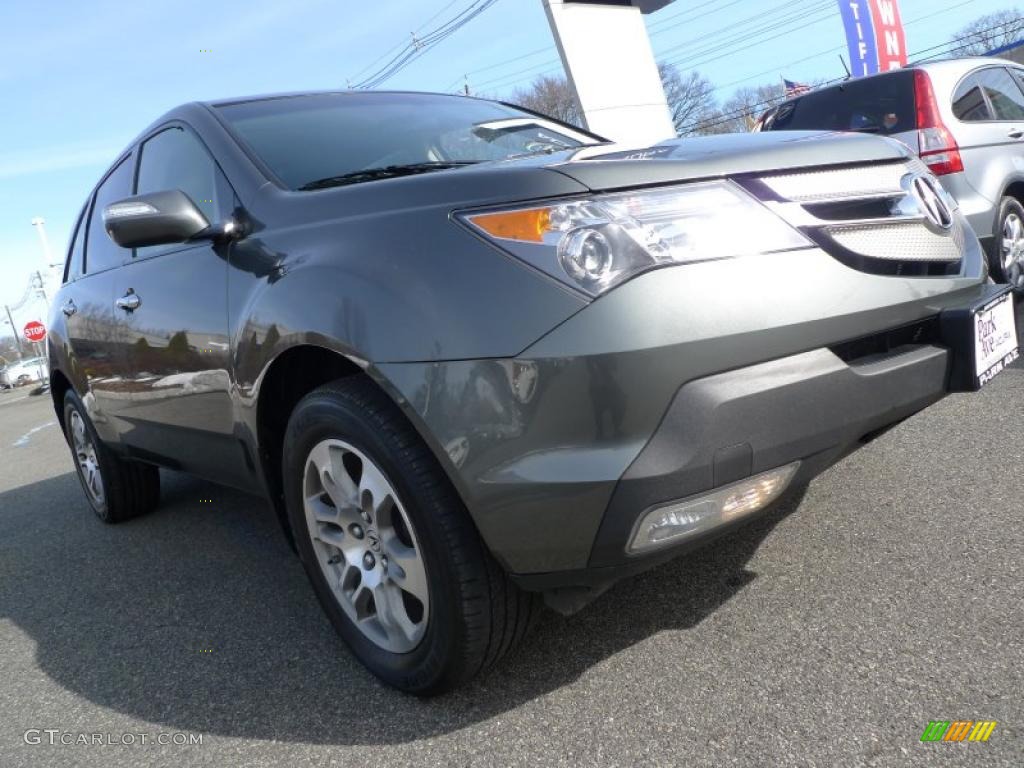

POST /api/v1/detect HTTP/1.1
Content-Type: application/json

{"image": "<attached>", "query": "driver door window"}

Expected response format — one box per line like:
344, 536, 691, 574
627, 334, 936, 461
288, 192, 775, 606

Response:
134, 126, 232, 260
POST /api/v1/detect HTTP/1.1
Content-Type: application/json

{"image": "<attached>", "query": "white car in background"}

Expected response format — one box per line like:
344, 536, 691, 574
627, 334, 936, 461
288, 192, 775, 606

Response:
3, 356, 49, 387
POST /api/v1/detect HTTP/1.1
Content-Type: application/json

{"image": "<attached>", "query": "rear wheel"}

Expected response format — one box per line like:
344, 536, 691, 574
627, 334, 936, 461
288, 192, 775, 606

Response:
63, 390, 160, 523
991, 197, 1024, 294
282, 377, 539, 695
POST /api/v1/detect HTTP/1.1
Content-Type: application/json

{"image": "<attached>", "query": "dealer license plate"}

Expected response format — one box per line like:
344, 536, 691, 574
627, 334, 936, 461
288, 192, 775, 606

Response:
974, 293, 1019, 388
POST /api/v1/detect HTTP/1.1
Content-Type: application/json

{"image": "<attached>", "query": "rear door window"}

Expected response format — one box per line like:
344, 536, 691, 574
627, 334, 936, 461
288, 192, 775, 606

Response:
976, 68, 1024, 121
764, 70, 916, 135
84, 155, 134, 274
952, 73, 993, 121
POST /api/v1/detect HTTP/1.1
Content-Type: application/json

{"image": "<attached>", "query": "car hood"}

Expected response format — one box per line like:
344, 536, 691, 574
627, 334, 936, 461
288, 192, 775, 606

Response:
267, 131, 914, 227
502, 130, 913, 192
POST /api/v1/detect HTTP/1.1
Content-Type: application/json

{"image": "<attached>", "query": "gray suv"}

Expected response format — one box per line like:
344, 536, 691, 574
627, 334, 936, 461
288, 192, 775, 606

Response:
761, 58, 1024, 293
48, 91, 1019, 694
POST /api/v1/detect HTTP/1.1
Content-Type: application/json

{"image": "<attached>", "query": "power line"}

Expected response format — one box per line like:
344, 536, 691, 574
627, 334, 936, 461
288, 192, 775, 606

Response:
445, 44, 554, 91
456, 0, 749, 94
473, 0, 831, 94
663, 2, 838, 71
348, 0, 463, 84
651, 0, 779, 41
472, 57, 562, 92
657, 0, 834, 62
646, 0, 724, 31
351, 0, 502, 90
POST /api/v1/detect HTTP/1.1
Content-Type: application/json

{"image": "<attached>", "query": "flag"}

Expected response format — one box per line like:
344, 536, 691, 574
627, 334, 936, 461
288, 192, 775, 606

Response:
783, 79, 812, 98
836, 0, 880, 77
869, 0, 908, 71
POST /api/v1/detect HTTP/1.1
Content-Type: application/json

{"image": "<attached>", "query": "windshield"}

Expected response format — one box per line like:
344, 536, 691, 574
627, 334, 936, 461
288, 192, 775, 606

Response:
218, 93, 599, 190
762, 70, 916, 136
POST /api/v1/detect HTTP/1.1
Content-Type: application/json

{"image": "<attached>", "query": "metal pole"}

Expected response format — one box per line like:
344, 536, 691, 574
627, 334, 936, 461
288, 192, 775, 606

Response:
31, 218, 56, 267
4, 304, 24, 358
34, 271, 47, 303
31, 218, 61, 298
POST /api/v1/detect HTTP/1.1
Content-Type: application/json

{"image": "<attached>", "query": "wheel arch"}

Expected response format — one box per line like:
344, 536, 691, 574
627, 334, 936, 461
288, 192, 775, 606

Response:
1003, 179, 1024, 207
49, 368, 73, 436
252, 342, 470, 548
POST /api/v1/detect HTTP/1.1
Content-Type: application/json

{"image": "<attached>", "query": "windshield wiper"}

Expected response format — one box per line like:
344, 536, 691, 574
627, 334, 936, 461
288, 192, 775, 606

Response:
298, 162, 478, 191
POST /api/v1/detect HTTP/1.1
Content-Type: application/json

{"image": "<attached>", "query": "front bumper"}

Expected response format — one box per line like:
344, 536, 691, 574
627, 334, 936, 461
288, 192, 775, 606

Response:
377, 237, 1000, 588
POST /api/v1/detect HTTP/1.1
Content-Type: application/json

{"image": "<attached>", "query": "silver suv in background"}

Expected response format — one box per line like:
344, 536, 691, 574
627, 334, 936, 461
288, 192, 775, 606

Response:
760, 58, 1024, 293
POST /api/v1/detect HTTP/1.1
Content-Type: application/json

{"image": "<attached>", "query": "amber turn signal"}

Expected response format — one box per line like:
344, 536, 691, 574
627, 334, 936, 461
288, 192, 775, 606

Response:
468, 207, 552, 243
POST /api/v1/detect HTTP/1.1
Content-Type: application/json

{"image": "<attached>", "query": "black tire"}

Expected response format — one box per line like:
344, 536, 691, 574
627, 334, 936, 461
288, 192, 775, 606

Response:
990, 196, 1024, 295
282, 377, 539, 695
63, 389, 160, 523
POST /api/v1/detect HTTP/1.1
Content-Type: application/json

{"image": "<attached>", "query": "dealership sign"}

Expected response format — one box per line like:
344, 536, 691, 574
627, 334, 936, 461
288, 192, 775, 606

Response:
836, 0, 908, 77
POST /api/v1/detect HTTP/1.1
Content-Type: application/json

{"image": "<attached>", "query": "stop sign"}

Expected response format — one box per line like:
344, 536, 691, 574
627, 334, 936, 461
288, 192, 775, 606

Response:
23, 320, 46, 343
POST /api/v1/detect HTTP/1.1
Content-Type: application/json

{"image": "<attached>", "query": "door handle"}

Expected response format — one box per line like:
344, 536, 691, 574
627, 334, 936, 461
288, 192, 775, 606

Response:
1008, 128, 1024, 139
115, 290, 141, 312
61, 300, 77, 317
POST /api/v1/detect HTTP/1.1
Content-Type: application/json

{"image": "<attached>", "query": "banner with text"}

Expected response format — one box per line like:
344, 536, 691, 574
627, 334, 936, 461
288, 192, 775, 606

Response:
836, 0, 907, 77
869, 0, 908, 71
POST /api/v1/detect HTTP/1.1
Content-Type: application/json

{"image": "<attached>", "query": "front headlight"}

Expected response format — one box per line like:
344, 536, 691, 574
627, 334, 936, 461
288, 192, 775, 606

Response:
461, 181, 811, 296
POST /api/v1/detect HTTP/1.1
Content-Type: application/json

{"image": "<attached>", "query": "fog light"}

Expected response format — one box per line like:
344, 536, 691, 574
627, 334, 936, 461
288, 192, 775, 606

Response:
627, 462, 800, 554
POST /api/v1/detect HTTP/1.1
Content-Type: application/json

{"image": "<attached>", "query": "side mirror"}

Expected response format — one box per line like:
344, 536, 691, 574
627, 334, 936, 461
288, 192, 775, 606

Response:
103, 190, 211, 249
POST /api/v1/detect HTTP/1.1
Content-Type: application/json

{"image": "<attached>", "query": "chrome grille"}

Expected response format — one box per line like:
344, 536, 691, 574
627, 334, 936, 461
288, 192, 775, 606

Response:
756, 159, 965, 273
827, 219, 964, 263
761, 163, 907, 202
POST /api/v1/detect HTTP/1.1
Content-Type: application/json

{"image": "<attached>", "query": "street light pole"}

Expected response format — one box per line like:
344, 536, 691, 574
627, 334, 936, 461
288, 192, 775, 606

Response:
31, 217, 61, 291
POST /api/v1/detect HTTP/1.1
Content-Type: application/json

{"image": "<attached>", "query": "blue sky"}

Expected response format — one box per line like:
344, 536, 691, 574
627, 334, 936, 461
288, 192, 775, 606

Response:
0, 0, 1014, 324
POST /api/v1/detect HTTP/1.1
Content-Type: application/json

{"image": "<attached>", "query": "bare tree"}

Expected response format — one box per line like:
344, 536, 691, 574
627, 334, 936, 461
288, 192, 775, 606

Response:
700, 82, 787, 135
509, 75, 584, 127
950, 8, 1024, 56
660, 63, 716, 136
508, 65, 720, 137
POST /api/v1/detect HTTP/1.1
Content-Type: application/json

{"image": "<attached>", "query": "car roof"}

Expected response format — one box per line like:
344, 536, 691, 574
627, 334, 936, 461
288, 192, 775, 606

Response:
914, 56, 1022, 76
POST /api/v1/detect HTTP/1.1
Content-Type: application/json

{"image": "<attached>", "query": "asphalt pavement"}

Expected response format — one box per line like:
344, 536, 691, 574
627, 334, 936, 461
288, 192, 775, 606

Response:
0, 337, 1022, 767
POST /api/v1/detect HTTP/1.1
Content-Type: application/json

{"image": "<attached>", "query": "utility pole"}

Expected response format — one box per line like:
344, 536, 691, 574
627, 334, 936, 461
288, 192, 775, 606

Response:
32, 271, 47, 303
3, 304, 24, 358
31, 217, 61, 298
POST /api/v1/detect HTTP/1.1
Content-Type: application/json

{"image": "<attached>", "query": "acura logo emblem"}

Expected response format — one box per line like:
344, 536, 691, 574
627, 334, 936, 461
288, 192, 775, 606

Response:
909, 174, 954, 233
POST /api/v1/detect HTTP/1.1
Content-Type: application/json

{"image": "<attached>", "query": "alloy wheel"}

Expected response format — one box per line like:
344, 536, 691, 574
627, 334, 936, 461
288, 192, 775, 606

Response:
302, 439, 429, 653
70, 410, 104, 506
1001, 211, 1024, 289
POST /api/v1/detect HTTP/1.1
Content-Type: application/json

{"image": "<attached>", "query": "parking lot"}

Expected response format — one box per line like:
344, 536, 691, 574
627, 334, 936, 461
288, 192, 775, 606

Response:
1, 330, 1022, 768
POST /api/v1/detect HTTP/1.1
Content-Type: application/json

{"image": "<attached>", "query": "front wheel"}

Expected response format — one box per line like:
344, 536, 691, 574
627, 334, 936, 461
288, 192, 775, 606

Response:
991, 197, 1024, 294
282, 377, 539, 695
